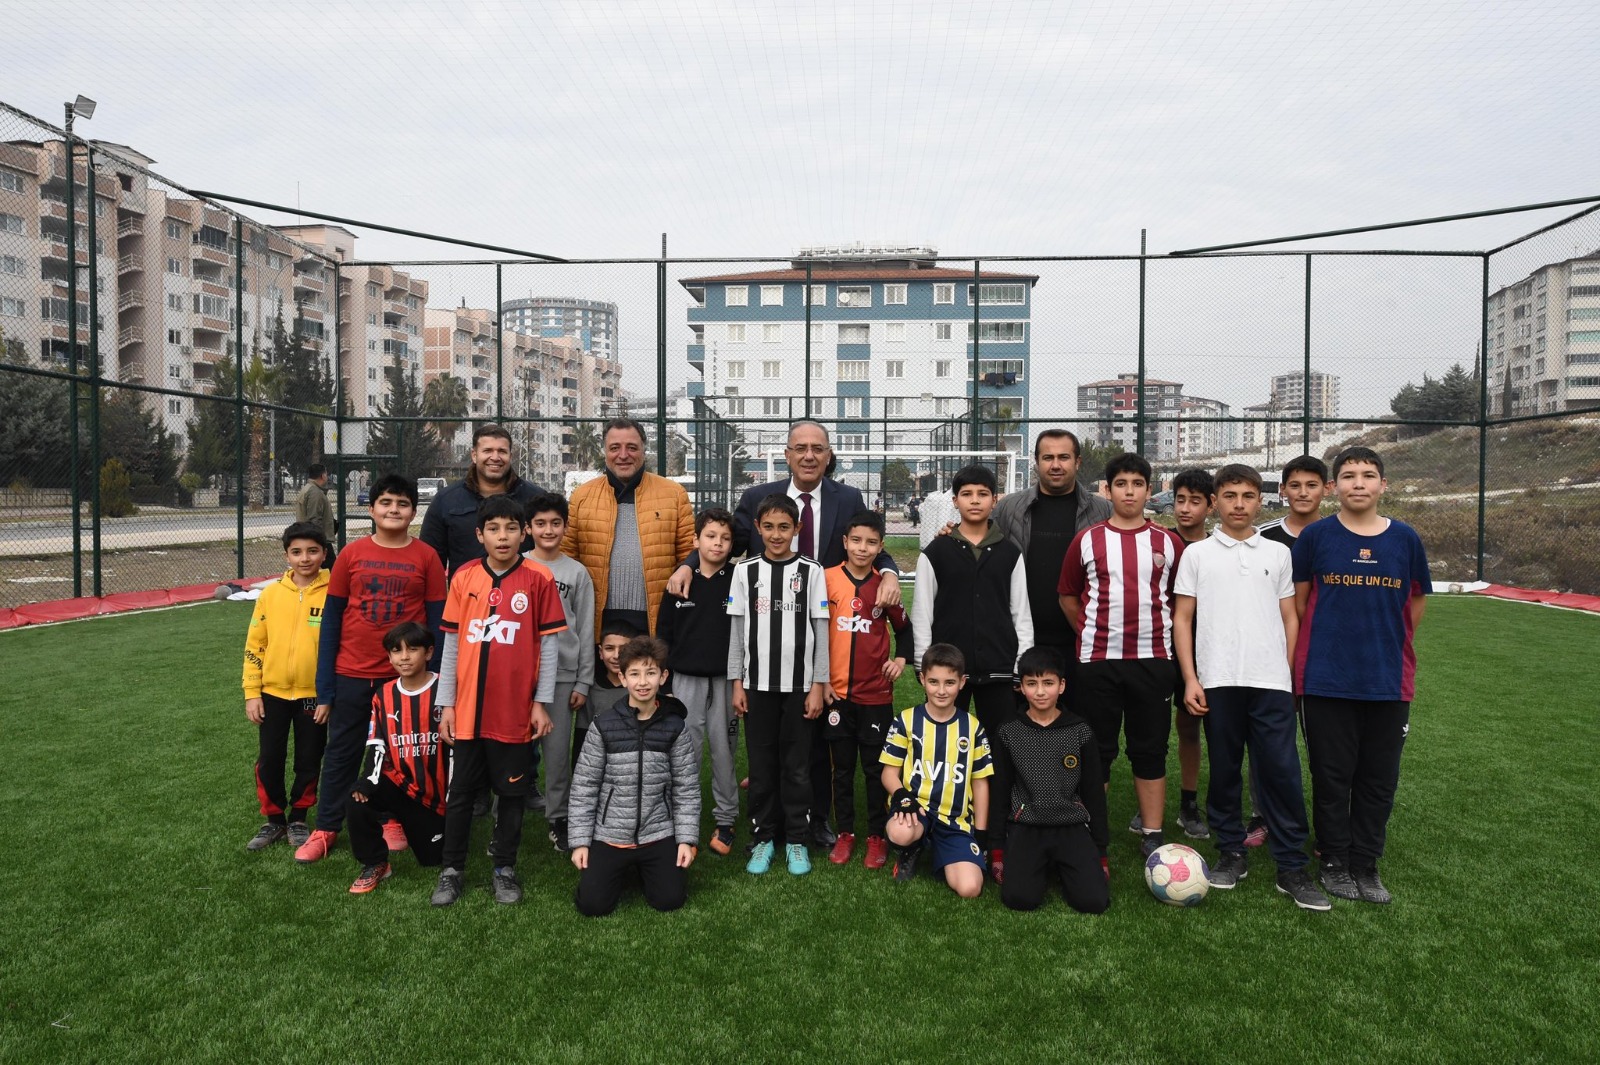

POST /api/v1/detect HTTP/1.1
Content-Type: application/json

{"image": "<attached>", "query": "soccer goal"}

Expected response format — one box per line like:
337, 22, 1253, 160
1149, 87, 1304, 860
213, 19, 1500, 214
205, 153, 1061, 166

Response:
758, 449, 1023, 497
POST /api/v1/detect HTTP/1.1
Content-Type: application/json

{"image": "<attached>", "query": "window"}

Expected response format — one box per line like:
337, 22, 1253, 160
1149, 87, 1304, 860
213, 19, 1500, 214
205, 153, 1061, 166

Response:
726, 360, 745, 379
841, 397, 865, 417
0, 213, 25, 235
934, 360, 952, 378
167, 399, 181, 415
167, 294, 183, 310
0, 296, 23, 317
760, 285, 784, 307
969, 358, 1026, 382
762, 397, 782, 416
368, 313, 378, 325
0, 171, 23, 193
763, 323, 782, 343
724, 285, 748, 307
726, 324, 746, 343
194, 294, 230, 319
967, 322, 1027, 343
837, 433, 867, 450
809, 397, 828, 417
838, 323, 869, 344
966, 283, 1027, 305
935, 322, 953, 341
933, 283, 954, 305
1567, 331, 1600, 344
166, 220, 183, 239
935, 398, 955, 416
837, 286, 871, 308
884, 397, 905, 416
367, 283, 380, 297
1572, 263, 1600, 275
885, 360, 905, 378
883, 283, 907, 305
368, 367, 378, 380
1570, 308, 1600, 321
1569, 286, 1600, 298
1569, 377, 1600, 387
763, 360, 782, 378
803, 284, 827, 305
810, 360, 824, 378
808, 322, 826, 343
0, 255, 23, 276
168, 365, 181, 378
167, 257, 184, 276
884, 322, 906, 343
837, 360, 869, 381
1569, 353, 1600, 364
168, 328, 182, 345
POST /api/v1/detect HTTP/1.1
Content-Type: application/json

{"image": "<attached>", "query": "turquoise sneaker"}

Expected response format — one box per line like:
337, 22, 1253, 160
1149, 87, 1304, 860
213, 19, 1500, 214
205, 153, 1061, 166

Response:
786, 842, 812, 876
746, 840, 775, 875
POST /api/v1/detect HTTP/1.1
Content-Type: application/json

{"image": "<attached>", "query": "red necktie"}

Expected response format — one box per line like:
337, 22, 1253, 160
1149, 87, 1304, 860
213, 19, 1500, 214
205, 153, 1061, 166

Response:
799, 492, 814, 558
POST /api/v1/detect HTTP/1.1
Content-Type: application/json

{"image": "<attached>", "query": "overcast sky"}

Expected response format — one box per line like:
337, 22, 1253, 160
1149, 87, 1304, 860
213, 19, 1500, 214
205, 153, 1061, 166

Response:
8, 0, 1600, 419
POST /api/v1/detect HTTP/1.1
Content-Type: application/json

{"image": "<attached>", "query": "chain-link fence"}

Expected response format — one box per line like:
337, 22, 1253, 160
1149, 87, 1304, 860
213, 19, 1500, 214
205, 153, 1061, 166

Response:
3, 99, 1598, 609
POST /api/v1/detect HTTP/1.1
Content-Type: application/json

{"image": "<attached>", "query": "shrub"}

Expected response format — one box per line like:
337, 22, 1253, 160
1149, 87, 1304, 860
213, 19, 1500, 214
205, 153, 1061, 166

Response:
98, 458, 138, 518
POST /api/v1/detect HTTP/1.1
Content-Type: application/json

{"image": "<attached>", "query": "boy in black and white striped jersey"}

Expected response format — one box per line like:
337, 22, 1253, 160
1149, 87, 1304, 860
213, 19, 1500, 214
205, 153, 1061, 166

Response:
728, 493, 831, 877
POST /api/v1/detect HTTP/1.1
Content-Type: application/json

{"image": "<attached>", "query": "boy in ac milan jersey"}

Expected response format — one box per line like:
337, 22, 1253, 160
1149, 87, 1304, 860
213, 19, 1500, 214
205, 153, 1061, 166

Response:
430, 495, 568, 908
822, 511, 911, 870
1057, 453, 1185, 860
347, 622, 449, 895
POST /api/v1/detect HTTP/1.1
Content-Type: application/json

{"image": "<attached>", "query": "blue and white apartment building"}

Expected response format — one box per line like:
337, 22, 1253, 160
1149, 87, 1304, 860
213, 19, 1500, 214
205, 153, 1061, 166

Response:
680, 245, 1037, 491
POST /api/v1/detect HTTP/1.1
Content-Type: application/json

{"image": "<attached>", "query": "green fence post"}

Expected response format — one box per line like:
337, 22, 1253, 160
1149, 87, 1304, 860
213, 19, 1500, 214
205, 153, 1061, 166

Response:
1476, 253, 1491, 581
495, 262, 505, 421
657, 235, 668, 474
804, 259, 813, 422
1303, 255, 1313, 450
234, 215, 245, 579
65, 107, 82, 598
1137, 230, 1147, 458
970, 261, 982, 451
86, 145, 102, 597
332, 261, 345, 549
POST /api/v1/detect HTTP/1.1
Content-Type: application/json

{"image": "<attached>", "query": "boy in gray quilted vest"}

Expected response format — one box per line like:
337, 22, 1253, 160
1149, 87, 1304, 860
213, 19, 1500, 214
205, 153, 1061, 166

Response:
568, 636, 701, 916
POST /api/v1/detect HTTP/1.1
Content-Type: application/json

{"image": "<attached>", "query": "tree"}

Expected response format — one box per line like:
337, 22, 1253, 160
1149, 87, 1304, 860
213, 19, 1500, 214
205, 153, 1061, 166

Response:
1390, 363, 1480, 438
0, 352, 78, 490
422, 373, 471, 448
185, 355, 240, 490
98, 457, 136, 517
1075, 438, 1124, 488
241, 348, 285, 508
101, 387, 179, 487
272, 300, 335, 480
881, 458, 914, 497
569, 421, 603, 473
367, 357, 444, 478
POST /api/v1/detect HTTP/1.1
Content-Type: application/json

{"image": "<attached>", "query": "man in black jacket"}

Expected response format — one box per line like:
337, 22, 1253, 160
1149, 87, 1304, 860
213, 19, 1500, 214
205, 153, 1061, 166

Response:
419, 424, 545, 577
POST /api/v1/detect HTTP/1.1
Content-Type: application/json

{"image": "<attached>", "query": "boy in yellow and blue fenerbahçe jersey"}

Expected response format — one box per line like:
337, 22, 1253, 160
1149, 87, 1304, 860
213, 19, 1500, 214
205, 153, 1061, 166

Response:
879, 643, 993, 899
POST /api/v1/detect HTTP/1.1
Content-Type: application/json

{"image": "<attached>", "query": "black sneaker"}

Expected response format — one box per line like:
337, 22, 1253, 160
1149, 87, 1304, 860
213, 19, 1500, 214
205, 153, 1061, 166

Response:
1276, 866, 1333, 911
1140, 829, 1165, 859
1208, 850, 1248, 889
245, 823, 287, 852
1127, 812, 1144, 834
285, 822, 311, 849
548, 819, 569, 853
1351, 865, 1392, 905
1319, 858, 1361, 901
492, 866, 523, 905
430, 868, 464, 908
892, 845, 922, 883
1178, 804, 1210, 840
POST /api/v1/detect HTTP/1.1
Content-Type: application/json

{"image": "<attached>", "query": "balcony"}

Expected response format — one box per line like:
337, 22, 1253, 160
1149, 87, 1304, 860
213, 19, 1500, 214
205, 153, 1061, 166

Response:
687, 343, 704, 367
117, 216, 143, 239
836, 343, 870, 361
118, 326, 143, 350
293, 274, 323, 299
117, 291, 144, 312
191, 242, 230, 267
116, 254, 143, 275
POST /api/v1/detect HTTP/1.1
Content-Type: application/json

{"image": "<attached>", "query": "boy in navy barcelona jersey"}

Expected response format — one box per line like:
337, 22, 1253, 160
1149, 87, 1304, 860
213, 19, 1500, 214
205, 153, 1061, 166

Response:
1293, 447, 1429, 905
880, 644, 993, 899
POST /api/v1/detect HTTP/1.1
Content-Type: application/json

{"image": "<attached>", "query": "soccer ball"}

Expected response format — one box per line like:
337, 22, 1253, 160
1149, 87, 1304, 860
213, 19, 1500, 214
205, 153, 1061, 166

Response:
1144, 843, 1210, 907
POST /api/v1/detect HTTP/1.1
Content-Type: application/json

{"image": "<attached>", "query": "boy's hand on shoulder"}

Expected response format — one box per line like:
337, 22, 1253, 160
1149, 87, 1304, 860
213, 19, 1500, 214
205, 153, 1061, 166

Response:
873, 572, 902, 608
529, 702, 553, 740
313, 703, 330, 726
439, 705, 456, 744
244, 698, 265, 724
883, 657, 906, 682
677, 843, 696, 868
666, 563, 693, 598
351, 790, 368, 804
570, 846, 589, 870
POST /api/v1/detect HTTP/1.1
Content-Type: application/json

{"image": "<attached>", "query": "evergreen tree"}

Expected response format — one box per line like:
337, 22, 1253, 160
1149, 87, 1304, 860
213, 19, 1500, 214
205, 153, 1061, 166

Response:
0, 359, 77, 490
367, 357, 443, 478
101, 387, 179, 487
185, 355, 241, 489
1390, 362, 1480, 437
275, 299, 334, 479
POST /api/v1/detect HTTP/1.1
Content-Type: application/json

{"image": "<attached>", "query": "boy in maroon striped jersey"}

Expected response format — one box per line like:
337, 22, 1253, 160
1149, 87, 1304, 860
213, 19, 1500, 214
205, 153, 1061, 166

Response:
347, 622, 449, 894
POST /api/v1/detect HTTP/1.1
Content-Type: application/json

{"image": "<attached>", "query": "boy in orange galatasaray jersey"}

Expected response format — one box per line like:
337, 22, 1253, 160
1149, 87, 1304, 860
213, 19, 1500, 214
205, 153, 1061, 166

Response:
431, 495, 568, 908
347, 622, 449, 895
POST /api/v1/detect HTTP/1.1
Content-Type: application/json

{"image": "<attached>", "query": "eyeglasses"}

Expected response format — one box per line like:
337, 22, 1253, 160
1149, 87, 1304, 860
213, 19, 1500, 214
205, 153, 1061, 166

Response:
786, 444, 830, 455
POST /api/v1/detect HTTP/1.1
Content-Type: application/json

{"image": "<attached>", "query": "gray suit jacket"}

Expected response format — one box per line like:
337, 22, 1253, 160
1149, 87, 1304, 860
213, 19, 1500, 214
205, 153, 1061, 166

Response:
993, 482, 1111, 555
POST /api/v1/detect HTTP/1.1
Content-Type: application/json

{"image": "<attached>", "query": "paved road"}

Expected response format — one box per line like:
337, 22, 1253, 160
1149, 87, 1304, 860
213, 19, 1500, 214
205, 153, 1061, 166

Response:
0, 507, 416, 557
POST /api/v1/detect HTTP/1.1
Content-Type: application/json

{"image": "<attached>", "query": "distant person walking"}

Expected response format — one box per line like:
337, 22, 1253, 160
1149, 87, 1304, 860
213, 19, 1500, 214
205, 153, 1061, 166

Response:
294, 463, 334, 565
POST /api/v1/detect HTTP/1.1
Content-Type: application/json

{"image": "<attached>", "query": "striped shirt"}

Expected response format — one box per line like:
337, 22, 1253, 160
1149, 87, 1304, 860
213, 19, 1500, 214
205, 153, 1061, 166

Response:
357, 675, 449, 815
726, 553, 831, 693
1057, 520, 1186, 663
879, 704, 994, 833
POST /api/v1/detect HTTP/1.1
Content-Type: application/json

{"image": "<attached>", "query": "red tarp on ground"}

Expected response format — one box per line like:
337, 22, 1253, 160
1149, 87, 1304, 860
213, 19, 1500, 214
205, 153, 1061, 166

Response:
1475, 584, 1600, 614
0, 577, 278, 630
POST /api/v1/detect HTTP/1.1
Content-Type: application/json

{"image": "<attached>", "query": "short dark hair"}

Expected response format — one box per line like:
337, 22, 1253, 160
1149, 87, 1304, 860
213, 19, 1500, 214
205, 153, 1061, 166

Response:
603, 417, 648, 448
525, 491, 568, 523
921, 642, 966, 676
476, 493, 526, 528
1104, 453, 1152, 485
755, 492, 799, 524
307, 462, 326, 479
1017, 645, 1066, 681
1172, 468, 1215, 499
280, 521, 328, 551
382, 620, 434, 653
617, 635, 669, 674
368, 473, 417, 507
696, 506, 734, 535
1281, 454, 1330, 483
843, 510, 885, 539
1212, 463, 1263, 493
472, 423, 513, 447
600, 618, 640, 641
1033, 428, 1080, 461
1332, 446, 1385, 480
951, 464, 997, 495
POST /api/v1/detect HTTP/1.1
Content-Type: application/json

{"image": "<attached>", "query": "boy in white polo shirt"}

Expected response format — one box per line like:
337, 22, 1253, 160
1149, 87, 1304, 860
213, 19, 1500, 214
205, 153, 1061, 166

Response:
1172, 463, 1329, 911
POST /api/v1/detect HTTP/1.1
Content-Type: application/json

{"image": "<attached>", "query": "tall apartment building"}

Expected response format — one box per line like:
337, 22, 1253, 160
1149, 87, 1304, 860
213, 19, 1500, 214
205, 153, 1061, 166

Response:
679, 246, 1036, 489
502, 296, 618, 365
1486, 254, 1600, 416
1076, 374, 1184, 461
1175, 394, 1236, 459
1237, 369, 1340, 451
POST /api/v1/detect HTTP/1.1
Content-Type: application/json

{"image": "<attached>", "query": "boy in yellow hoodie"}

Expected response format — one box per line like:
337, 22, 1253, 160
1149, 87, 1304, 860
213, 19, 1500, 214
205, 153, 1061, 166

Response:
242, 522, 331, 851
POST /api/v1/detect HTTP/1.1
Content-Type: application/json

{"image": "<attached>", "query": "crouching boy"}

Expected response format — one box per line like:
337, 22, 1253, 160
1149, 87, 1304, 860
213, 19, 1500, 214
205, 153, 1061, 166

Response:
569, 636, 701, 916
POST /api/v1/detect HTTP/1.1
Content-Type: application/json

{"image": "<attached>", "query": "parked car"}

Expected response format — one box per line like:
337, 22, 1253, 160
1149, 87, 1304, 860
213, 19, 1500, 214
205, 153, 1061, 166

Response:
1148, 490, 1175, 515
417, 477, 446, 504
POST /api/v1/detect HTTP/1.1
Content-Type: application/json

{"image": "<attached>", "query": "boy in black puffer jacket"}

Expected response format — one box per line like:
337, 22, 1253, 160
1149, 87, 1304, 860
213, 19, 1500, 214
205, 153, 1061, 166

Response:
569, 636, 702, 916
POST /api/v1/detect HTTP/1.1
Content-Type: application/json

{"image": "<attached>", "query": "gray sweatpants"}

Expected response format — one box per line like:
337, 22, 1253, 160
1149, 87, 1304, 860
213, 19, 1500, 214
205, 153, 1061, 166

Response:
541, 680, 578, 824
672, 673, 739, 829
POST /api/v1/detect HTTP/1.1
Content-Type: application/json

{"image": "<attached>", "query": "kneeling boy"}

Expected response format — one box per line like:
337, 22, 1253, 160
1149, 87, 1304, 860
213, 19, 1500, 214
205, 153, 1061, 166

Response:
991, 647, 1110, 914
879, 644, 992, 899
569, 636, 701, 916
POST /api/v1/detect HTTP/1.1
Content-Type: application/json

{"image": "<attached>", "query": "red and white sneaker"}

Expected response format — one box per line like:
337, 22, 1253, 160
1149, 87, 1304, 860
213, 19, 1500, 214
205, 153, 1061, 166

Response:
828, 832, 855, 865
990, 848, 1006, 885
1244, 816, 1269, 848
294, 829, 337, 864
349, 862, 393, 895
1101, 856, 1111, 881
863, 835, 890, 870
382, 820, 409, 853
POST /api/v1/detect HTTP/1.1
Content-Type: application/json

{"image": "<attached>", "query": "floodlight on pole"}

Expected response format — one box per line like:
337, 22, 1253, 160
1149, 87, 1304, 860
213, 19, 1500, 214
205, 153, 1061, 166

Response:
71, 95, 97, 120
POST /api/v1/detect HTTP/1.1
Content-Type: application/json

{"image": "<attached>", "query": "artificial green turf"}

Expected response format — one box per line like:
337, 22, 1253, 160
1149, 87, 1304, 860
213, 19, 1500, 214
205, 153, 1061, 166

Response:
1, 596, 1597, 1063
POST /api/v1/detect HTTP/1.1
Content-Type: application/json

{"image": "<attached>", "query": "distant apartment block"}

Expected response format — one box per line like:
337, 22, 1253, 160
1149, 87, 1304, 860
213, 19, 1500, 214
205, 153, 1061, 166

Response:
1077, 374, 1184, 461
1486, 254, 1600, 416
1175, 394, 1236, 459
1239, 369, 1340, 450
